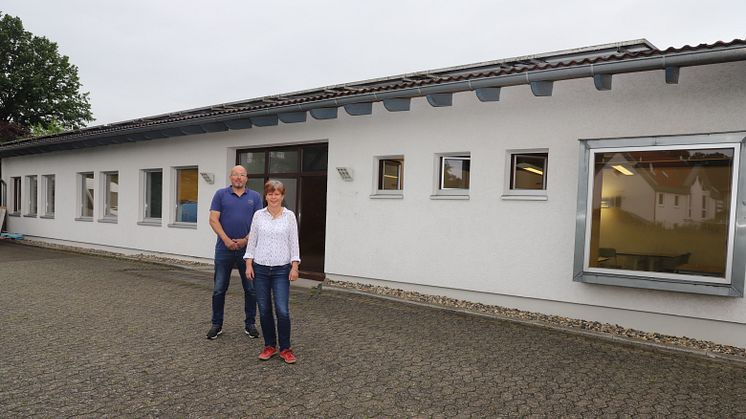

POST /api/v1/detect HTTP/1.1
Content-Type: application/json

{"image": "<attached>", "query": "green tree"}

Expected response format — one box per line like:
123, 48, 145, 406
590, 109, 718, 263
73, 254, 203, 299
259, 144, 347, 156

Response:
0, 12, 93, 142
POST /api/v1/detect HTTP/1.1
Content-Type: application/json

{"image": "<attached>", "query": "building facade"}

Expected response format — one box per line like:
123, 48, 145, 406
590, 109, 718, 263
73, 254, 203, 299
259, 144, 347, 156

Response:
3, 39, 746, 346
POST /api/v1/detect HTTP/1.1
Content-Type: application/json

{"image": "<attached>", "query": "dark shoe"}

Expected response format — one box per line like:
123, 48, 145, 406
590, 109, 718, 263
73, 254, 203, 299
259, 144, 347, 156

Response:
258, 346, 278, 360
245, 324, 260, 339
279, 348, 297, 364
206, 325, 222, 340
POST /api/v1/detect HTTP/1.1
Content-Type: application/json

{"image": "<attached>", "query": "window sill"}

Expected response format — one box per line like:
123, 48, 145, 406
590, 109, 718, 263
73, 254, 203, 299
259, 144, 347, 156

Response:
430, 194, 469, 200
8, 213, 21, 217
501, 194, 548, 201
75, 217, 93, 222
168, 222, 198, 229
23, 214, 37, 218
40, 215, 55, 219
574, 272, 742, 297
370, 193, 403, 199
97, 218, 118, 224
138, 220, 163, 227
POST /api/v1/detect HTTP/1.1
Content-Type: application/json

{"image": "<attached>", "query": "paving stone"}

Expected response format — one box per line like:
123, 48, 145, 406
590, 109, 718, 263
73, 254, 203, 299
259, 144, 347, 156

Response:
2, 241, 746, 417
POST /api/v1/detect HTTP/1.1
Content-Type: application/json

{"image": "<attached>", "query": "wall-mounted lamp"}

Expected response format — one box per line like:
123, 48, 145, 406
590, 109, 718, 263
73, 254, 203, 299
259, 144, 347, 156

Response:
200, 172, 215, 184
336, 167, 353, 182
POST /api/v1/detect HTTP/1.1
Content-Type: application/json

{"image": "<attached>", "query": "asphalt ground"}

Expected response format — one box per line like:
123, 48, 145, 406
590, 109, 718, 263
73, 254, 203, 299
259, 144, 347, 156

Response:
2, 241, 746, 418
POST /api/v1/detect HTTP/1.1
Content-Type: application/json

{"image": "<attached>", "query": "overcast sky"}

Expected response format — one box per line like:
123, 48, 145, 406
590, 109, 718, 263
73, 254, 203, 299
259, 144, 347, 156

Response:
3, 0, 745, 126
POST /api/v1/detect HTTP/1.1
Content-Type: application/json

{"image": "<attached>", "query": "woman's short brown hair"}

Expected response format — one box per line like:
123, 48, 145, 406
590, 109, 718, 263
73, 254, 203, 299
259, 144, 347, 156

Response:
264, 179, 286, 195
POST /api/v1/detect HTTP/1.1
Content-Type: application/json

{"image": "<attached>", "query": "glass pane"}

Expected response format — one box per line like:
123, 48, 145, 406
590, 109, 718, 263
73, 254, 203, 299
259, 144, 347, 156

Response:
302, 146, 328, 172
238, 151, 265, 176
442, 157, 470, 189
588, 147, 734, 278
146, 171, 162, 219
105, 173, 119, 217
45, 175, 55, 216
273, 178, 297, 212
379, 159, 403, 190
13, 178, 21, 212
247, 178, 265, 196
28, 176, 37, 214
512, 153, 547, 190
269, 150, 299, 174
176, 168, 198, 223
82, 173, 94, 217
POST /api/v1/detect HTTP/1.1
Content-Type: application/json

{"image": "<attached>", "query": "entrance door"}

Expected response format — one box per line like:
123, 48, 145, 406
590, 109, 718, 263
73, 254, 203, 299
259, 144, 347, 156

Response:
237, 143, 328, 279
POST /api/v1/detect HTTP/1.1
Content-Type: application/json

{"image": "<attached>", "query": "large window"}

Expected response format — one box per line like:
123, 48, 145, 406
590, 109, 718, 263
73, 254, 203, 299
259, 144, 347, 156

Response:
79, 172, 94, 219
102, 172, 118, 220
142, 169, 163, 222
42, 175, 55, 217
11, 177, 21, 214
174, 167, 198, 224
574, 133, 746, 297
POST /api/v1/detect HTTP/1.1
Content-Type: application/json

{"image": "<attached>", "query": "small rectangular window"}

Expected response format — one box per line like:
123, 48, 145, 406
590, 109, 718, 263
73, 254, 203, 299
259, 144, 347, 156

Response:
673, 195, 680, 208
26, 175, 37, 216
440, 156, 470, 190
175, 167, 198, 223
372, 156, 404, 198
79, 172, 94, 219
42, 175, 55, 217
102, 172, 119, 219
144, 170, 163, 220
11, 177, 21, 214
511, 153, 548, 190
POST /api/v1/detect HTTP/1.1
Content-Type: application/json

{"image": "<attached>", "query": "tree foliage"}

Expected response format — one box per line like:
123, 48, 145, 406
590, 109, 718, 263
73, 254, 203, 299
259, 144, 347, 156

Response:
0, 12, 93, 142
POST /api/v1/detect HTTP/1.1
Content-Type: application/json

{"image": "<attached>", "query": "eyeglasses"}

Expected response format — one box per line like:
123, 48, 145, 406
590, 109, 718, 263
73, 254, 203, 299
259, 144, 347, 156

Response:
230, 174, 248, 178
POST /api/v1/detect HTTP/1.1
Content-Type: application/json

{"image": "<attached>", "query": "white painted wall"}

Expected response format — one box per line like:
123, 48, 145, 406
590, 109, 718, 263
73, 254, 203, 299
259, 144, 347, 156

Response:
3, 60, 746, 346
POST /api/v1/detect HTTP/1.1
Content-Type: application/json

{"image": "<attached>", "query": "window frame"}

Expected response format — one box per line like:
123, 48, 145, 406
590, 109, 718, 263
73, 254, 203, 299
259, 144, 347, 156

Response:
169, 166, 198, 228
41, 174, 55, 218
573, 132, 746, 297
25, 175, 37, 217
76, 172, 94, 221
503, 149, 549, 200
99, 171, 119, 223
432, 153, 471, 199
11, 176, 22, 215
139, 169, 163, 226
371, 155, 404, 198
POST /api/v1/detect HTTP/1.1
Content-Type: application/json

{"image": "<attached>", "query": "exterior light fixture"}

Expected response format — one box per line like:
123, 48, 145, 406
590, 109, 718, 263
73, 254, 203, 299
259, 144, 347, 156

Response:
199, 172, 215, 184
336, 167, 353, 181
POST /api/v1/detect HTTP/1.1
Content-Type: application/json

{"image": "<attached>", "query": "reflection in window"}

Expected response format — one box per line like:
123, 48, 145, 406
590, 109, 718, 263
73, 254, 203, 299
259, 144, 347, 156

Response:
80, 173, 94, 218
440, 156, 470, 189
269, 150, 298, 173
238, 151, 265, 175
175, 168, 198, 223
104, 172, 118, 218
12, 177, 21, 213
145, 170, 162, 219
43, 175, 55, 217
588, 147, 734, 279
26, 175, 37, 215
379, 159, 403, 191
511, 153, 548, 190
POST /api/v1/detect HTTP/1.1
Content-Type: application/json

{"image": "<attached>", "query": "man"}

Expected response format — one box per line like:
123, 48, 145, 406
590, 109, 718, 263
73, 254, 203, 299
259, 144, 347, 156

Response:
207, 165, 263, 339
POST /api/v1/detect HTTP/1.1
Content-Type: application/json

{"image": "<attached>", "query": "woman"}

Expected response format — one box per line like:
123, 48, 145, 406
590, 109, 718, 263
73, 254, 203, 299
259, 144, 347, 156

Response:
244, 180, 301, 364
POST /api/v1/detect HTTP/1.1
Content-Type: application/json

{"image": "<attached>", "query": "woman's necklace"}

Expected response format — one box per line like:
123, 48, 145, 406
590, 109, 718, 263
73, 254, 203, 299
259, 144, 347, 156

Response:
267, 206, 282, 218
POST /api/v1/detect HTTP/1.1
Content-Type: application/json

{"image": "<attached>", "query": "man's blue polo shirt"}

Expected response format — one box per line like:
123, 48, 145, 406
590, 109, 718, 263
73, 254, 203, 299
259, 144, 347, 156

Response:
210, 186, 263, 251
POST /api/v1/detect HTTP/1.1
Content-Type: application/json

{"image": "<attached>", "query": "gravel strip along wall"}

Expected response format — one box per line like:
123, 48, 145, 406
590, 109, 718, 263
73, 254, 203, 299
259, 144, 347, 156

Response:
325, 279, 746, 361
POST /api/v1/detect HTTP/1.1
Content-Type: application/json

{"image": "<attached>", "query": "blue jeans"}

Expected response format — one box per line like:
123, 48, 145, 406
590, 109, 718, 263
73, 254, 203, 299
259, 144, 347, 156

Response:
212, 247, 256, 328
252, 263, 291, 350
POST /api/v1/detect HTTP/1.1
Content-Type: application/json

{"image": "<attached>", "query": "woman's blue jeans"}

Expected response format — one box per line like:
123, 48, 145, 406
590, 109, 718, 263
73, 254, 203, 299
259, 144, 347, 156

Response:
252, 263, 291, 350
211, 247, 256, 328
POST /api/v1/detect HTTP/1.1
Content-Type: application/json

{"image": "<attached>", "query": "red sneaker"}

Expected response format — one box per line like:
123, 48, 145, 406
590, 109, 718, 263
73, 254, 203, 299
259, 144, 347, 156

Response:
258, 346, 277, 360
279, 349, 297, 364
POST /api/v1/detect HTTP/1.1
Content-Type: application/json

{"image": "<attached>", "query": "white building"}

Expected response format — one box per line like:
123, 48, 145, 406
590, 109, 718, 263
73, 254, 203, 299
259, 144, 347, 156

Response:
3, 39, 746, 346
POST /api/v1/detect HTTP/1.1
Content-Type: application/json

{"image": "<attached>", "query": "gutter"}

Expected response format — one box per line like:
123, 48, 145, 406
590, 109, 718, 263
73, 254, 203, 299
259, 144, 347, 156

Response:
1, 44, 745, 157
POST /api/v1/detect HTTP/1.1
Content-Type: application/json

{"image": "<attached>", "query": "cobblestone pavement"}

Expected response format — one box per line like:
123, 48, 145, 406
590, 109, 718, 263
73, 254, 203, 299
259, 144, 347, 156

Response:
2, 242, 746, 418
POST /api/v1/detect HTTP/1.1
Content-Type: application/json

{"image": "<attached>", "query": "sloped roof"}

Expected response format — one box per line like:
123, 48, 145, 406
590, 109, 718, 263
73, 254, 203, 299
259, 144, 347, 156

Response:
2, 38, 745, 158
